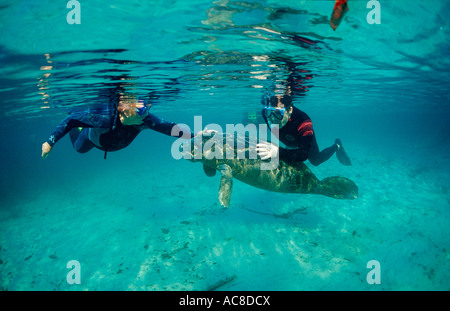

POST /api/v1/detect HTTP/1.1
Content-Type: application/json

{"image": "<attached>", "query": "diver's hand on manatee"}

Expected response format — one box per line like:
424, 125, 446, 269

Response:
195, 128, 218, 137
256, 141, 279, 160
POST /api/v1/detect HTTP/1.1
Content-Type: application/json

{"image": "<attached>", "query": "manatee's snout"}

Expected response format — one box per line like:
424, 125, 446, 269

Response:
179, 137, 203, 161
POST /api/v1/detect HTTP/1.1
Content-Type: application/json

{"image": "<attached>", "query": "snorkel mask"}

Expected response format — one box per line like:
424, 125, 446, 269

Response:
263, 106, 286, 120
261, 94, 292, 121
135, 100, 152, 117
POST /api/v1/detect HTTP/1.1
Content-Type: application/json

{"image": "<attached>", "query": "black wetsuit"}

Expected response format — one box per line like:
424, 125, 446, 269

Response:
263, 106, 338, 166
46, 106, 192, 153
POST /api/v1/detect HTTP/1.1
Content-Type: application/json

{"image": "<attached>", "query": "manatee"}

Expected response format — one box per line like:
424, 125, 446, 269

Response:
181, 133, 358, 207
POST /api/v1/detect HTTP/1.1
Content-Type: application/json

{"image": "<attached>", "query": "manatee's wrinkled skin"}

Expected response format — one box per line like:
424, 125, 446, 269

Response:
183, 133, 358, 207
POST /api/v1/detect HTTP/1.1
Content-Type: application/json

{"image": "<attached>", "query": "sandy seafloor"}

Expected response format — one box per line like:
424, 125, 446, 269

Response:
0, 132, 449, 291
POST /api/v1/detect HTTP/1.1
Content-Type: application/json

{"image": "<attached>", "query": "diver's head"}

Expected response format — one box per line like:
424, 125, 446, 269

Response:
118, 99, 151, 125
261, 94, 293, 127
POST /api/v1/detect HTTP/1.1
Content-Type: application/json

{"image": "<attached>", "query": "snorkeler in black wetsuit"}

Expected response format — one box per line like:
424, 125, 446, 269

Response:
258, 94, 352, 166
41, 100, 193, 158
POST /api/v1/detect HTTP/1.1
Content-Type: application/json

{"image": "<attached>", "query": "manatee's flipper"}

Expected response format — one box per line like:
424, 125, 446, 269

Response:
218, 164, 233, 208
318, 176, 358, 199
203, 164, 216, 177
335, 139, 352, 166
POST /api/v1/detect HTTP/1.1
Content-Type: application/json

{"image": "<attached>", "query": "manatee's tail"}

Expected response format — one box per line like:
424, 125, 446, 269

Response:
317, 176, 358, 199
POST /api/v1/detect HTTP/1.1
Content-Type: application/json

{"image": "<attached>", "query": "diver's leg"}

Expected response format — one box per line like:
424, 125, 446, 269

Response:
69, 127, 81, 145
70, 128, 95, 153
308, 135, 338, 166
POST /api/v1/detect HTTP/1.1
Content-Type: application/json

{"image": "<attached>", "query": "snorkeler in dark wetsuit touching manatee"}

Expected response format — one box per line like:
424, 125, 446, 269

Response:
258, 94, 352, 167
41, 99, 194, 159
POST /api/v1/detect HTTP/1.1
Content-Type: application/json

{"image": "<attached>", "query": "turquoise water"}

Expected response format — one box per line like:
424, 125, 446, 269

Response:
0, 0, 449, 291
